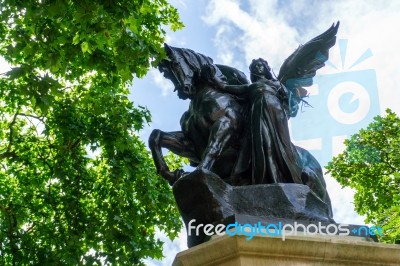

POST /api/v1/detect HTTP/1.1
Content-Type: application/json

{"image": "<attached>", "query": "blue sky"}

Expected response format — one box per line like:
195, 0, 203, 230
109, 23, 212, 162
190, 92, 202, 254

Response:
135, 0, 400, 265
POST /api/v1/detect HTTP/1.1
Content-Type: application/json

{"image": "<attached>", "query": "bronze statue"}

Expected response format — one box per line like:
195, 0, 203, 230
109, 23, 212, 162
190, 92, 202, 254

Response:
149, 46, 248, 184
149, 22, 340, 247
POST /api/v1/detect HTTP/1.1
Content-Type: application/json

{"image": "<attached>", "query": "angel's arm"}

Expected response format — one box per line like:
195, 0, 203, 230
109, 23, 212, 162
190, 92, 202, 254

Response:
201, 64, 250, 95
219, 84, 249, 95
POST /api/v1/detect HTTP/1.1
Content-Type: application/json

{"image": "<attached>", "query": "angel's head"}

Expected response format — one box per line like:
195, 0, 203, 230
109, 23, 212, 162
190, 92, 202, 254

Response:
249, 58, 273, 82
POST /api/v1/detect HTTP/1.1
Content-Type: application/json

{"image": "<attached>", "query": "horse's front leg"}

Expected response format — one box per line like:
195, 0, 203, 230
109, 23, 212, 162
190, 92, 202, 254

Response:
149, 129, 199, 185
198, 108, 240, 171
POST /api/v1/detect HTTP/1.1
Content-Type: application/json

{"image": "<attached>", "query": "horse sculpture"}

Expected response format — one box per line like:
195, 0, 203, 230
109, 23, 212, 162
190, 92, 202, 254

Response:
149, 23, 340, 221
149, 44, 249, 184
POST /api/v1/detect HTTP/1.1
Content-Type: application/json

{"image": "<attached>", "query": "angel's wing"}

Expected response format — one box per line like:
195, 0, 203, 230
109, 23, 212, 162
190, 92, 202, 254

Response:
277, 22, 340, 93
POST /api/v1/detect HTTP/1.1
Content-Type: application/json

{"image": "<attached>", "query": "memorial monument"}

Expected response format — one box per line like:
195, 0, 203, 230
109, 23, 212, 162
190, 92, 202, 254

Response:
149, 22, 340, 247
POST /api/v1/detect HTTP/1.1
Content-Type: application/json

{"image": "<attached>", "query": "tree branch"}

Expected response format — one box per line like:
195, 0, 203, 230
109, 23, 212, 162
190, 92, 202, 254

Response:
0, 151, 16, 160
16, 113, 44, 122
0, 112, 19, 159
7, 113, 18, 152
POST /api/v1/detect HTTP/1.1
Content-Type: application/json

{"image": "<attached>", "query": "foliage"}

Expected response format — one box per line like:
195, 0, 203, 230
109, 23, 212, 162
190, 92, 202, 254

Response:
0, 0, 184, 265
164, 151, 190, 170
326, 109, 400, 244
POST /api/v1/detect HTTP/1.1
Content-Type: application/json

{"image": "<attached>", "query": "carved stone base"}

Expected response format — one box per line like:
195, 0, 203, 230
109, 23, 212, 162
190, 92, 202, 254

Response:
172, 234, 400, 266
173, 169, 333, 247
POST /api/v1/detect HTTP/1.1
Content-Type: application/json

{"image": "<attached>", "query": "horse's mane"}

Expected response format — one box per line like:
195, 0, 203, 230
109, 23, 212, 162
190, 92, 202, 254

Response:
166, 45, 227, 96
175, 47, 214, 73
164, 44, 250, 99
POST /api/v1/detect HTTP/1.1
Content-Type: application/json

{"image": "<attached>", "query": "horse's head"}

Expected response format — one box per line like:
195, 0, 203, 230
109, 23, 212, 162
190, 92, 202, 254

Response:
158, 44, 214, 100
158, 44, 195, 100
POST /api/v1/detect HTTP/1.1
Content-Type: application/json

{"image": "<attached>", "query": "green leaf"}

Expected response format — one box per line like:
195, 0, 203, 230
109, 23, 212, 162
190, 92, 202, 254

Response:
326, 109, 400, 243
0, 0, 184, 264
81, 41, 90, 54
73, 33, 80, 45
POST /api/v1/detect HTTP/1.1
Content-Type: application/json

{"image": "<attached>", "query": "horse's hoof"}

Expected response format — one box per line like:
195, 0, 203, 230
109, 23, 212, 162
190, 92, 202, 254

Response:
166, 169, 185, 186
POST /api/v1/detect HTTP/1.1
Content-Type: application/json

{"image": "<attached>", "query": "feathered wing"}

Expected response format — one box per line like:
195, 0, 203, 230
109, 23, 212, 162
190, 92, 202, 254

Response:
277, 22, 340, 95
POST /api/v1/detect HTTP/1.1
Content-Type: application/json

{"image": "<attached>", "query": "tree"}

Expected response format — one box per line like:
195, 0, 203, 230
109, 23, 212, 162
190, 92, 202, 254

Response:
0, 0, 184, 264
326, 109, 400, 244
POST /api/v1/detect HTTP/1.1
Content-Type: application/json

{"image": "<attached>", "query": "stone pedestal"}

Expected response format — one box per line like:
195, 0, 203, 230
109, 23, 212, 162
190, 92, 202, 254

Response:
172, 234, 400, 266
173, 169, 334, 247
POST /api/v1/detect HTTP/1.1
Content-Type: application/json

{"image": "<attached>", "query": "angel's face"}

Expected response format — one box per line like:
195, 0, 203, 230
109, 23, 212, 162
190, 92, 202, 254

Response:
253, 61, 265, 74
249, 58, 274, 82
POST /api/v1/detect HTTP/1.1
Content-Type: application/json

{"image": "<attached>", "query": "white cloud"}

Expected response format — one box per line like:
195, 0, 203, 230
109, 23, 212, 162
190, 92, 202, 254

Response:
325, 173, 365, 225
203, 0, 300, 71
150, 69, 175, 97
